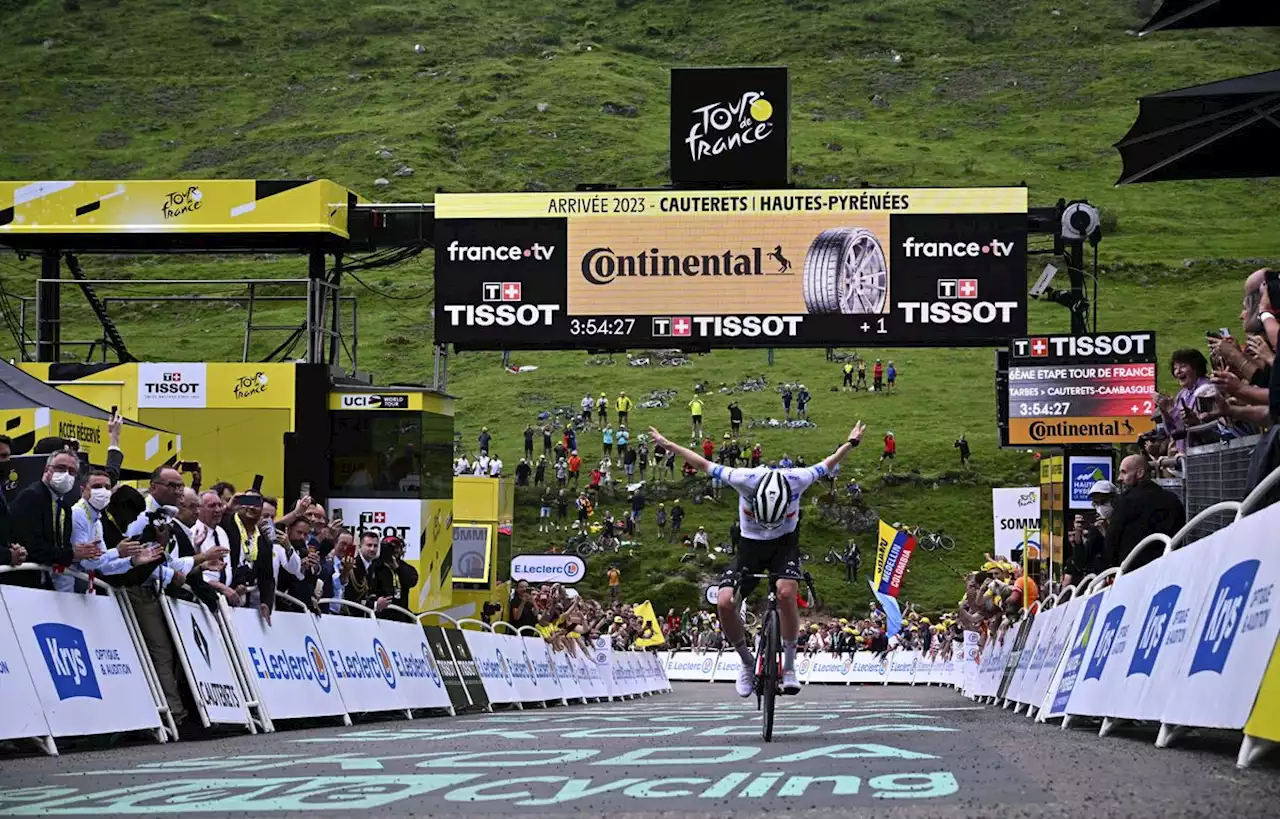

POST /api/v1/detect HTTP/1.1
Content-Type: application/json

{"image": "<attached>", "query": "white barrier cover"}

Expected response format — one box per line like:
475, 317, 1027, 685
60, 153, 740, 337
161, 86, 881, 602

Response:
3, 586, 160, 737
463, 631, 540, 704
647, 651, 670, 690
613, 651, 639, 696
1061, 569, 1155, 718
165, 598, 249, 726
229, 606, 347, 720
887, 651, 918, 684
1037, 593, 1095, 716
712, 649, 745, 683
1161, 506, 1280, 730
1102, 540, 1218, 722
961, 631, 980, 693
522, 636, 565, 701
1047, 588, 1109, 717
1022, 596, 1077, 708
549, 646, 585, 700
375, 619, 452, 711
972, 622, 1016, 699
666, 651, 718, 681
588, 636, 617, 698
0, 592, 52, 741
569, 647, 608, 699
1005, 613, 1047, 703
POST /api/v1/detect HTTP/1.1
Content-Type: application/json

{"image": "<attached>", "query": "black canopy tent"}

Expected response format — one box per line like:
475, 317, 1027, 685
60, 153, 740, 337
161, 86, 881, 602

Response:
1114, 69, 1280, 185
1140, 0, 1280, 34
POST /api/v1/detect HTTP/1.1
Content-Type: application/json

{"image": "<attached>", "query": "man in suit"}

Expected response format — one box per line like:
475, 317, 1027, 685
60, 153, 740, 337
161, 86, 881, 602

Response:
219, 489, 277, 623
342, 531, 380, 611
8, 448, 101, 588
0, 433, 22, 569
1105, 455, 1185, 572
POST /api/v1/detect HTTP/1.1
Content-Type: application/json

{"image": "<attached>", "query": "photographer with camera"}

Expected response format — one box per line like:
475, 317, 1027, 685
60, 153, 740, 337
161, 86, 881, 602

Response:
510, 579, 539, 629
369, 535, 418, 622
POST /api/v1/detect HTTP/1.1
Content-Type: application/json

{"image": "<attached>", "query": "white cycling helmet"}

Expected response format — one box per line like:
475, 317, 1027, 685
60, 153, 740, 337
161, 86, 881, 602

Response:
752, 470, 792, 529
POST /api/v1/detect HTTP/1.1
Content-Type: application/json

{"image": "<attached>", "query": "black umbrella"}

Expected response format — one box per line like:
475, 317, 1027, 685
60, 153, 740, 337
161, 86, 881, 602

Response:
1140, 0, 1280, 34
1115, 69, 1280, 184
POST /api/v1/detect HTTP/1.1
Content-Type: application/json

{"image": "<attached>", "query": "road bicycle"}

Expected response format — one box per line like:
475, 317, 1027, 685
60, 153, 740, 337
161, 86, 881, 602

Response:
909, 526, 956, 552
567, 531, 619, 557
742, 571, 818, 742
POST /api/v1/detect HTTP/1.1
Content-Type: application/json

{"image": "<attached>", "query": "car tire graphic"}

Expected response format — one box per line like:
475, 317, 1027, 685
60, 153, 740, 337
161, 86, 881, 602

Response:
802, 227, 889, 314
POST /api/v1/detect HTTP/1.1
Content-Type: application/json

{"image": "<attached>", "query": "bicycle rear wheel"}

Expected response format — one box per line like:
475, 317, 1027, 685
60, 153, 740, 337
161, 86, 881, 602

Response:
760, 609, 779, 742
940, 534, 956, 551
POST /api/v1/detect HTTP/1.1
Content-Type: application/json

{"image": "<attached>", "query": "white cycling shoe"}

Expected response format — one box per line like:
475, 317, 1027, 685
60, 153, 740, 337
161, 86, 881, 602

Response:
782, 669, 801, 695
736, 664, 756, 697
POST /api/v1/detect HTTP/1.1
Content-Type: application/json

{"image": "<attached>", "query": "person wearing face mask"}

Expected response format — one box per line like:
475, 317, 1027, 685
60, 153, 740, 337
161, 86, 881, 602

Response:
54, 469, 143, 593
6, 449, 103, 589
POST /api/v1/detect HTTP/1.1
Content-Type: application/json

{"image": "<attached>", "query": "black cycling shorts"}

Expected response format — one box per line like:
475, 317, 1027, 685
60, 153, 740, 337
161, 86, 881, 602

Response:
719, 529, 803, 597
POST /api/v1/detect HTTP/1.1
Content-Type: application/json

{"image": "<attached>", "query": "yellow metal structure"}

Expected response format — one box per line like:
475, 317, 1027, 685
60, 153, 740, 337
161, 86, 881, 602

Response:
448, 476, 515, 622
0, 179, 356, 239
21, 362, 298, 497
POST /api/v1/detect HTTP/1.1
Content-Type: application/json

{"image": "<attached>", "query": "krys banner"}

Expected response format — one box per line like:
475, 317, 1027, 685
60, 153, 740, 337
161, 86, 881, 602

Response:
434, 188, 1028, 350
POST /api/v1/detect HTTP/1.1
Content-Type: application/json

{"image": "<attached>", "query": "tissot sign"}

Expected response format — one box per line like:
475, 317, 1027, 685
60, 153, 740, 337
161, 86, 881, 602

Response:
1006, 331, 1157, 445
434, 188, 1028, 349
670, 66, 790, 187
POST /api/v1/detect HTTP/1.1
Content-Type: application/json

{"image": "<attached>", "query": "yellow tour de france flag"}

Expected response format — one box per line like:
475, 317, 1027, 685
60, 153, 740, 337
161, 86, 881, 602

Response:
632, 601, 667, 648
1245, 638, 1280, 742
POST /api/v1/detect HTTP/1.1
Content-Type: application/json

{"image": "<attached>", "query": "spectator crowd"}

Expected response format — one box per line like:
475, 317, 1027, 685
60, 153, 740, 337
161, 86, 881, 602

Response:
0, 419, 420, 737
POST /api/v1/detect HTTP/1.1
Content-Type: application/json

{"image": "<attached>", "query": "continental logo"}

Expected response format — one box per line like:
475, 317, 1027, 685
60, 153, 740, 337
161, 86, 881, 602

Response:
581, 247, 766, 285
1026, 419, 1133, 442
57, 421, 101, 444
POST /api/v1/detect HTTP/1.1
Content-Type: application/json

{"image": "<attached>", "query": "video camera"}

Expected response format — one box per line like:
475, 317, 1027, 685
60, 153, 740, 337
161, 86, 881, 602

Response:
140, 506, 179, 546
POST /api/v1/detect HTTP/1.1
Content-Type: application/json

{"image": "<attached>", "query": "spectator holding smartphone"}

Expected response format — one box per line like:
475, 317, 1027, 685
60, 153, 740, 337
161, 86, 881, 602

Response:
1156, 349, 1213, 453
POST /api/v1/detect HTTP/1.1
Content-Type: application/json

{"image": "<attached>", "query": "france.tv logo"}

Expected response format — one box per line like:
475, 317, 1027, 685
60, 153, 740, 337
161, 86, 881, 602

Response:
1190, 560, 1260, 675
35, 623, 102, 700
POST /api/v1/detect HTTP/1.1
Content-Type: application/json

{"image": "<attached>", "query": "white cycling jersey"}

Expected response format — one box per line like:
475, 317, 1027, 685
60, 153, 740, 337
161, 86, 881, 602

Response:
708, 463, 827, 540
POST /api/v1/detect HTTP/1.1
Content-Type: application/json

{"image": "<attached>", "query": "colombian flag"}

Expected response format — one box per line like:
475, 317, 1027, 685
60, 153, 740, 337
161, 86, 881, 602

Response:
875, 520, 917, 598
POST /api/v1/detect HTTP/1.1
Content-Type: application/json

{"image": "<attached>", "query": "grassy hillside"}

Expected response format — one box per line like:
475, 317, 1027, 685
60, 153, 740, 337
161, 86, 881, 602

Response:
1, 0, 1277, 615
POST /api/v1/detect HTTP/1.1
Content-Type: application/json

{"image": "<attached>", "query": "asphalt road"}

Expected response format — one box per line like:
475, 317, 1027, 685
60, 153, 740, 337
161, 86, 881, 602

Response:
0, 683, 1276, 817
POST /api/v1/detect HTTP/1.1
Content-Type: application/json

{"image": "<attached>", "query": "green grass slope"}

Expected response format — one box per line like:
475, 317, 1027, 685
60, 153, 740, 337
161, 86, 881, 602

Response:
0, 0, 1277, 615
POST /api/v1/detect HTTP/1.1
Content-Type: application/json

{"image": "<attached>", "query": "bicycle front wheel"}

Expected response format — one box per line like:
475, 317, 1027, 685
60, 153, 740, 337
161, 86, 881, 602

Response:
940, 535, 956, 551
760, 609, 779, 742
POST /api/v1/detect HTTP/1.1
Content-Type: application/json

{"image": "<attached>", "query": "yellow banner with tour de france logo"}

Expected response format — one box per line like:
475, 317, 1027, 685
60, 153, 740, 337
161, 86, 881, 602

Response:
0, 179, 356, 237
1245, 639, 1280, 742
205, 363, 296, 409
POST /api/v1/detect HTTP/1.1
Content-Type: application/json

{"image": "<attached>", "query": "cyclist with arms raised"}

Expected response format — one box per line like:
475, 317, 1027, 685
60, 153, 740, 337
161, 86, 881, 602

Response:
648, 420, 867, 696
